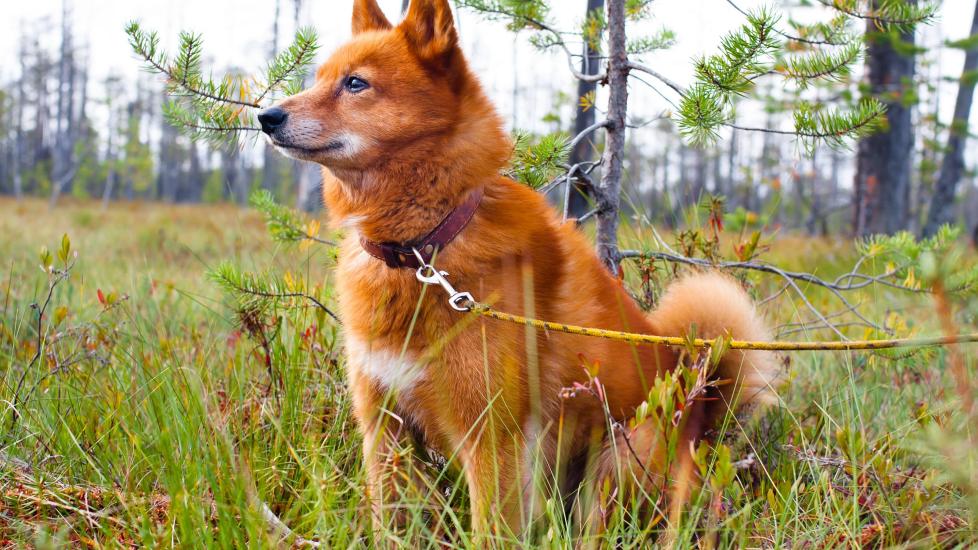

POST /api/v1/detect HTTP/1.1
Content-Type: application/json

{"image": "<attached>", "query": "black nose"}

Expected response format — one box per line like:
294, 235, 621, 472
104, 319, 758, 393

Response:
257, 107, 288, 134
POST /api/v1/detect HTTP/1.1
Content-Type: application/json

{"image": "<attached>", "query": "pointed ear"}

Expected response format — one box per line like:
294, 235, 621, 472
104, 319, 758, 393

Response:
352, 0, 393, 34
399, 0, 458, 60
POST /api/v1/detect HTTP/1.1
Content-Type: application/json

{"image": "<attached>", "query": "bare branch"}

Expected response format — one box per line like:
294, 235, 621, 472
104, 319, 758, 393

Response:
626, 61, 686, 95
619, 249, 927, 338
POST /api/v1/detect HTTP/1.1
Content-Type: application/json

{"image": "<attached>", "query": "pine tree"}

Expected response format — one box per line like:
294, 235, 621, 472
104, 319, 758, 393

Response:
458, 0, 936, 270
922, 1, 978, 237
566, 0, 606, 218
853, 0, 924, 236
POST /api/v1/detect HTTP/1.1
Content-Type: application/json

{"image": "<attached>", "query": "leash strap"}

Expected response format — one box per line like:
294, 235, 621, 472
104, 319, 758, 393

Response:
411, 262, 978, 351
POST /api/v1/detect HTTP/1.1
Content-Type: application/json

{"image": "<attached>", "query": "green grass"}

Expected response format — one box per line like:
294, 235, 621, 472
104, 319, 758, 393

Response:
1, 197, 976, 548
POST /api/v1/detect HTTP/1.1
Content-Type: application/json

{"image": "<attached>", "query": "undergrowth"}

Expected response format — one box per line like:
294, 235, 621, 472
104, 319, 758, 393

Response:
1, 197, 976, 547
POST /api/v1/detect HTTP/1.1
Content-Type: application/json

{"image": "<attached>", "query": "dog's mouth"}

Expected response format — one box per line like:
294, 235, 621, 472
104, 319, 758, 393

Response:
270, 140, 344, 155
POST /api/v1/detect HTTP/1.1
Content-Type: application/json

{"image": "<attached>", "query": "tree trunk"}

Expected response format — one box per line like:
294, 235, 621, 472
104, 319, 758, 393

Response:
13, 45, 26, 200
567, 0, 606, 218
158, 118, 179, 202
101, 169, 115, 210
671, 141, 688, 225
853, 1, 917, 236
711, 146, 722, 196
805, 150, 820, 235
262, 0, 282, 194
658, 135, 670, 223
692, 146, 706, 205
922, 0, 978, 237
595, 0, 628, 273
826, 148, 840, 235
50, 0, 75, 209
291, 0, 322, 212
726, 122, 738, 209
187, 142, 204, 202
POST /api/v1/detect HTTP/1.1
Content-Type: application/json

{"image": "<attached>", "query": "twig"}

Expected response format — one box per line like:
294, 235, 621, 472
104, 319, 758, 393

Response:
627, 61, 686, 95
180, 122, 263, 133
218, 278, 341, 324
569, 119, 611, 151
614, 422, 665, 489
619, 250, 922, 294
620, 250, 852, 336
576, 208, 601, 225
260, 501, 321, 548
456, 4, 607, 83
816, 0, 933, 27
725, 110, 878, 138
131, 42, 260, 109
253, 38, 317, 105
6, 266, 71, 440
722, 0, 846, 46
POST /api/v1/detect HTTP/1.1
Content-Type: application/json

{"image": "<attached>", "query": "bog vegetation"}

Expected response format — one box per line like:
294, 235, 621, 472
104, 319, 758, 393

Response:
1, 0, 978, 547
2, 195, 977, 546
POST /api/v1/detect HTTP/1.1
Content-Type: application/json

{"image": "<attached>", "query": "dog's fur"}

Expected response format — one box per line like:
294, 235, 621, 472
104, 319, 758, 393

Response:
268, 0, 778, 537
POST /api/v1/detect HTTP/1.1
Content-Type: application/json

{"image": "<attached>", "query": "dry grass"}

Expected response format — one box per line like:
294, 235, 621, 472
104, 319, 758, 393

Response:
1, 197, 976, 548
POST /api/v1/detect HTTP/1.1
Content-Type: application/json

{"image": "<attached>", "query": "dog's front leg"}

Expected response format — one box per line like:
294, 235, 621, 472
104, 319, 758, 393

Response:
462, 435, 525, 540
348, 370, 422, 540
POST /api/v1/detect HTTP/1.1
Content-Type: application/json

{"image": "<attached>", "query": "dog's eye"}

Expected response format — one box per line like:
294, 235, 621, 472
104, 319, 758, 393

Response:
343, 76, 370, 93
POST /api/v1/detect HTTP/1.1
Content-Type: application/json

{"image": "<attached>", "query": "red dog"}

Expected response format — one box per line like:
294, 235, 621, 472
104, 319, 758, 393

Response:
260, 0, 777, 538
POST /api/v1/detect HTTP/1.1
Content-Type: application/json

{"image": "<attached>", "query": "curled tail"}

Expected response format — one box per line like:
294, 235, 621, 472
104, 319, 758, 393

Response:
587, 272, 779, 530
652, 271, 780, 415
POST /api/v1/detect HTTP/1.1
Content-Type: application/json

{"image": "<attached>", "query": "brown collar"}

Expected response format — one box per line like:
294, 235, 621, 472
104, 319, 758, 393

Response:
360, 186, 484, 269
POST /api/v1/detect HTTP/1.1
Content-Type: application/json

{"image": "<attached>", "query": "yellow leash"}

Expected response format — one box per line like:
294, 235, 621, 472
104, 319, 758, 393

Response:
471, 304, 978, 352
409, 249, 978, 352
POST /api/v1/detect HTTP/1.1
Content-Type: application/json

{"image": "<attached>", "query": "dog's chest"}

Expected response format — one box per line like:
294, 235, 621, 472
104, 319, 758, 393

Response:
337, 247, 432, 393
344, 334, 424, 393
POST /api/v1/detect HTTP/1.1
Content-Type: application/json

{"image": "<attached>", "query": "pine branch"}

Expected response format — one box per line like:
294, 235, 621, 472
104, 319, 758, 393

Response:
255, 27, 320, 104
508, 131, 571, 189
126, 23, 260, 109
161, 101, 258, 147
208, 261, 340, 323
724, 0, 849, 46
819, 0, 937, 30
456, 0, 607, 82
777, 42, 862, 87
250, 190, 336, 246
693, 8, 780, 99
791, 98, 886, 151
125, 22, 319, 144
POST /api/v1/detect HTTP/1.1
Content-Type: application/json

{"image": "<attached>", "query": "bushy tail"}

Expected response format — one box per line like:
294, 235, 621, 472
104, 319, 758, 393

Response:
585, 272, 779, 531
651, 271, 779, 415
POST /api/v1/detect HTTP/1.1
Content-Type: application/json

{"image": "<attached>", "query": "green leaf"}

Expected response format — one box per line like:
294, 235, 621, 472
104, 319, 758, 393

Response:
39, 246, 53, 269
58, 233, 71, 264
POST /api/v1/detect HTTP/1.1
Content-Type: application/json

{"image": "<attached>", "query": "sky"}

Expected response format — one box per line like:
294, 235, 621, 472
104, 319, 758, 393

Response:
0, 0, 974, 162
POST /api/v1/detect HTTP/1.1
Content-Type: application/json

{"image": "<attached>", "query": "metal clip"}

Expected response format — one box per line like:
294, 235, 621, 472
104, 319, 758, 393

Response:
412, 248, 474, 312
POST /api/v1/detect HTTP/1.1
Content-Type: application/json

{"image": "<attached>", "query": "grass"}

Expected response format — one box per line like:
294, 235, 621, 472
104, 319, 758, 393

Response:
1, 196, 976, 548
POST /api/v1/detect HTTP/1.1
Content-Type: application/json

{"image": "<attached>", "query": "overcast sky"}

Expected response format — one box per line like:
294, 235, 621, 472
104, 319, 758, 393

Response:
0, 0, 973, 160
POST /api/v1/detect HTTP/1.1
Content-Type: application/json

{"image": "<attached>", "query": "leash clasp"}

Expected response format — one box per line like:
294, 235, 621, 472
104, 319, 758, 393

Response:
412, 248, 474, 312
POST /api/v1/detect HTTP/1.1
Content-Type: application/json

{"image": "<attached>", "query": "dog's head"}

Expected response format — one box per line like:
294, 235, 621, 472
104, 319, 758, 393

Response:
261, 0, 495, 173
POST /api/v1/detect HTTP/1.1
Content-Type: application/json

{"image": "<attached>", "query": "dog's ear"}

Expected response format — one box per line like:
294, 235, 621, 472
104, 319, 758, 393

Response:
352, 0, 393, 34
399, 0, 458, 61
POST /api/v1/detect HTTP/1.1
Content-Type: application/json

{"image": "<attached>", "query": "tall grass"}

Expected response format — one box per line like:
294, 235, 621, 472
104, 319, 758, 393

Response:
1, 197, 975, 547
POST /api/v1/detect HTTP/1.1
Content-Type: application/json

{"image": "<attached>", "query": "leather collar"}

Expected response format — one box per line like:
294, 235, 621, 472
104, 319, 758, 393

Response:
360, 186, 484, 269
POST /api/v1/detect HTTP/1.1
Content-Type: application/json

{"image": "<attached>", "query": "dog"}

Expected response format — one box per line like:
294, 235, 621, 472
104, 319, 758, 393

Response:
259, 0, 778, 539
